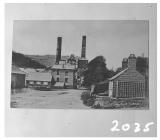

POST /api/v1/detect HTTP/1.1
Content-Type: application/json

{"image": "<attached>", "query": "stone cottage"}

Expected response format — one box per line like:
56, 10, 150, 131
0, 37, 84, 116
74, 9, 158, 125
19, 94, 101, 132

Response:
108, 54, 145, 98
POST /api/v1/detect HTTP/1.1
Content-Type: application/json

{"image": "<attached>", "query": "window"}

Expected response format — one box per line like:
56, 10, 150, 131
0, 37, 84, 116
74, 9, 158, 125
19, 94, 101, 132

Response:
29, 81, 34, 84
65, 71, 68, 76
36, 81, 41, 85
43, 82, 48, 85
57, 77, 59, 82
65, 78, 68, 83
57, 70, 59, 75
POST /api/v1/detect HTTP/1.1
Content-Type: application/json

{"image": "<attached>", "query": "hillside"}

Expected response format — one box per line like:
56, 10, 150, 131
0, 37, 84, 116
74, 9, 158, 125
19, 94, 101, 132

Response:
12, 51, 46, 68
12, 51, 79, 68
26, 54, 79, 67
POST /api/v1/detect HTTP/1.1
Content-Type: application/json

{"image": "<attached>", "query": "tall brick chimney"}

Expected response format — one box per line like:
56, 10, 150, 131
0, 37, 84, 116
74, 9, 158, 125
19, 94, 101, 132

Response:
56, 37, 62, 64
81, 36, 86, 58
128, 54, 136, 70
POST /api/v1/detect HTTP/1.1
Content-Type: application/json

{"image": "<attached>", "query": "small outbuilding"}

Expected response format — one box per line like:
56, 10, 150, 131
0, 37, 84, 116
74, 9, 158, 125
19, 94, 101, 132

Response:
11, 65, 26, 89
26, 72, 52, 88
108, 54, 145, 98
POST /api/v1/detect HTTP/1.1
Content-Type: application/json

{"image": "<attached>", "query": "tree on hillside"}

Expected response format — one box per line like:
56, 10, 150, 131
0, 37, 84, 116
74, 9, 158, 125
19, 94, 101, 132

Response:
12, 51, 46, 68
136, 56, 149, 97
83, 56, 111, 95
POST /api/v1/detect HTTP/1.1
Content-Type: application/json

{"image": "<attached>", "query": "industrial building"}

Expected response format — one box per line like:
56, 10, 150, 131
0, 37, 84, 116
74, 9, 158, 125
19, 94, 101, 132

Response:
108, 54, 145, 98
51, 36, 88, 88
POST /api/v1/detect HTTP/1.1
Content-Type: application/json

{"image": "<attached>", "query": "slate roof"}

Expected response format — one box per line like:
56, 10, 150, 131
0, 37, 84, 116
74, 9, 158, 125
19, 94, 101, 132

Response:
12, 65, 26, 75
108, 68, 128, 81
19, 68, 37, 73
52, 64, 76, 70
26, 72, 52, 82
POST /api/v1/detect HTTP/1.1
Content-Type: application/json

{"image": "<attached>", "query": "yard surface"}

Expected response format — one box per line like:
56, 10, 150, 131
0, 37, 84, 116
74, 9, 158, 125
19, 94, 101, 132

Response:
11, 88, 90, 109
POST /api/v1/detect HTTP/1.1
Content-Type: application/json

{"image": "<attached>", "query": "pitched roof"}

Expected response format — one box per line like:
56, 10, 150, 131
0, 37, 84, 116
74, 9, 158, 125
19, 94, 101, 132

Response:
19, 68, 37, 73
108, 68, 128, 81
26, 72, 52, 82
12, 65, 26, 75
52, 64, 76, 70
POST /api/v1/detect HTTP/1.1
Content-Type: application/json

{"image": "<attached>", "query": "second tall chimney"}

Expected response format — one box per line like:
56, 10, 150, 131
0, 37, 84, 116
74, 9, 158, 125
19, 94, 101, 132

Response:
81, 36, 86, 58
56, 37, 62, 64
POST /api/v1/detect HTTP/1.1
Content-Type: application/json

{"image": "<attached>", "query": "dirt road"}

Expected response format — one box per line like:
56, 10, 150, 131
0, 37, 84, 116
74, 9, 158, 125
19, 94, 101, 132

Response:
11, 88, 90, 109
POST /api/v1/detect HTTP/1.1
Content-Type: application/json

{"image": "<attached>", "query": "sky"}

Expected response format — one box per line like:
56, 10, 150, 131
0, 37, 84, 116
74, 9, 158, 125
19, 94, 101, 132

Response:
13, 20, 149, 69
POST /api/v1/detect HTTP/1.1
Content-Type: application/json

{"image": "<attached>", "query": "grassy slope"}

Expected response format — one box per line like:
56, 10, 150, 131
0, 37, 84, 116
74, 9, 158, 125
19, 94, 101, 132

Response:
26, 54, 79, 67
12, 51, 46, 68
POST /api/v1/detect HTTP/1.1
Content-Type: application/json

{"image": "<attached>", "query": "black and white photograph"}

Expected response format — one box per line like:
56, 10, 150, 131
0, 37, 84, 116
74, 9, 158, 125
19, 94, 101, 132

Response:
11, 20, 149, 109
5, 3, 157, 137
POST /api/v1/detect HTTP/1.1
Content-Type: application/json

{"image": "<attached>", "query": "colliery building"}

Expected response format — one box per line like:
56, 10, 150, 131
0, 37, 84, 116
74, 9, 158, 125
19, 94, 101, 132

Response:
108, 54, 145, 98
51, 36, 88, 88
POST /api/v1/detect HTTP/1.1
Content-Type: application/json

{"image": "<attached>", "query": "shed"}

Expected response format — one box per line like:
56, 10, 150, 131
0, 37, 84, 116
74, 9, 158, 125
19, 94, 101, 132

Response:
26, 72, 52, 87
11, 65, 26, 89
108, 54, 145, 98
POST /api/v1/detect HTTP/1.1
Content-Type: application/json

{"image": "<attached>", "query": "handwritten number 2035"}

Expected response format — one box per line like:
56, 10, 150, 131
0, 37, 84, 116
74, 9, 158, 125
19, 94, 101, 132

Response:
110, 120, 154, 132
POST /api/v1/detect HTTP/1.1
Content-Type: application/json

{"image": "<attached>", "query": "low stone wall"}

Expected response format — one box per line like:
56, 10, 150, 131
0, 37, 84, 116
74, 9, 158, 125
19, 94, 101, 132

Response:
94, 96, 113, 108
93, 96, 149, 109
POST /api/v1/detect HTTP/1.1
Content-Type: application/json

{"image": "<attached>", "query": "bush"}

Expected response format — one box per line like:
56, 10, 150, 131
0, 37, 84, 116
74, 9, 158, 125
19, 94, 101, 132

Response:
87, 98, 95, 106
81, 91, 90, 104
81, 91, 95, 106
93, 103, 101, 109
94, 83, 108, 94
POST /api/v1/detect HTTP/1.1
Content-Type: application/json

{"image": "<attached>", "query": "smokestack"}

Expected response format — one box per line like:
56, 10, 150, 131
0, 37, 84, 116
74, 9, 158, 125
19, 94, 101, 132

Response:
81, 36, 86, 58
56, 37, 62, 64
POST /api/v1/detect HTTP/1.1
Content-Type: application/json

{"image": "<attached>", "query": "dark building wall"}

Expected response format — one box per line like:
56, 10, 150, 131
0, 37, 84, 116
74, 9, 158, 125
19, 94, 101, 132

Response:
11, 73, 25, 89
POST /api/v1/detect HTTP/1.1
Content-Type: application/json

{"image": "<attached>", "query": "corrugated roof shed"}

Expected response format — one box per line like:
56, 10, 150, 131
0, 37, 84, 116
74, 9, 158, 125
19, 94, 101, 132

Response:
26, 72, 52, 82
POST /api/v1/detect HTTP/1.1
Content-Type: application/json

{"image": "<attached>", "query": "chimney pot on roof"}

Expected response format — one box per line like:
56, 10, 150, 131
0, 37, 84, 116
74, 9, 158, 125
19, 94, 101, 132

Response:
128, 54, 136, 70
122, 58, 128, 69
